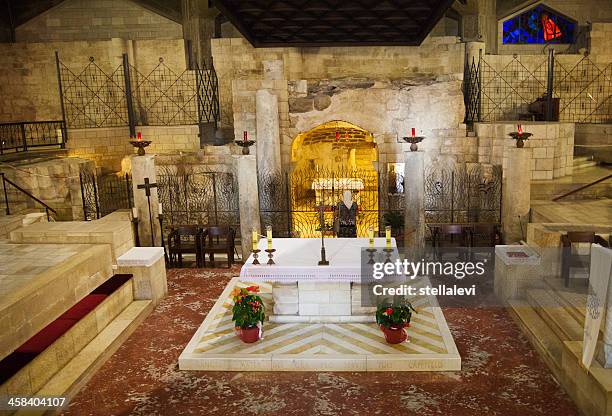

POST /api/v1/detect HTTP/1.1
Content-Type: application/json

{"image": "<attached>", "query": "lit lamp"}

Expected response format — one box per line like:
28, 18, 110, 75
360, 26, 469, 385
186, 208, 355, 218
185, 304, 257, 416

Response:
265, 225, 275, 265
401, 127, 425, 152
235, 131, 255, 155
508, 124, 532, 148
129, 131, 151, 156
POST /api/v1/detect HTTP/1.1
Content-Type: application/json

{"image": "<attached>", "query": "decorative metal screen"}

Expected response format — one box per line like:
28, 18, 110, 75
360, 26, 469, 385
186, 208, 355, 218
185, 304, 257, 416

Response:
156, 166, 240, 234
0, 121, 66, 154
59, 57, 129, 128
258, 169, 292, 237
79, 169, 133, 221
425, 164, 502, 224
58, 54, 220, 129
479, 56, 548, 122
130, 59, 199, 126
465, 54, 611, 124
554, 56, 612, 123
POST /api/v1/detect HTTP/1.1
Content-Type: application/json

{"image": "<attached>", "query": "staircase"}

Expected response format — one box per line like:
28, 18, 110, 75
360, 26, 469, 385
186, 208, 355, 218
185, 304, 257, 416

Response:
508, 280, 612, 416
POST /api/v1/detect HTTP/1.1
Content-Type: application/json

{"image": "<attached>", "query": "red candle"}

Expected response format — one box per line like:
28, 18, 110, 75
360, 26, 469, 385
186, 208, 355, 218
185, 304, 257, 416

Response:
517, 124, 523, 135
335, 131, 340, 141
243, 131, 248, 141
411, 128, 416, 137
137, 132, 142, 142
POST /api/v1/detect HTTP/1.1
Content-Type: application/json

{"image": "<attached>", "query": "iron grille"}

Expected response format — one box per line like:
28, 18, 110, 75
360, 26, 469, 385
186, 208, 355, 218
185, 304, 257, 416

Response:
79, 169, 133, 221
0, 121, 66, 154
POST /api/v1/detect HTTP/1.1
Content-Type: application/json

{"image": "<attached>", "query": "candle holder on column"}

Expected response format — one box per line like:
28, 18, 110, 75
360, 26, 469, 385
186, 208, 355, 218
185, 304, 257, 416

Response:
252, 249, 261, 265
265, 248, 276, 265
401, 136, 425, 152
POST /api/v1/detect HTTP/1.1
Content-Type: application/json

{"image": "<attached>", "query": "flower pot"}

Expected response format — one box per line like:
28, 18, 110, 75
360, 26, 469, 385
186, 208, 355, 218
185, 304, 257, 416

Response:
380, 324, 408, 344
236, 325, 261, 343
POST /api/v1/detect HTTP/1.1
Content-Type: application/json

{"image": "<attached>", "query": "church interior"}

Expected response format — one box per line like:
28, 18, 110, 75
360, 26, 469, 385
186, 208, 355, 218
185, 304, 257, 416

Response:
0, 0, 611, 415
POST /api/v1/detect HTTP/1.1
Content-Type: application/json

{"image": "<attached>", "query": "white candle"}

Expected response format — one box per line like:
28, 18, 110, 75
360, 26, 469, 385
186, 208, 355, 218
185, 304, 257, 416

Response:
385, 226, 391, 248
158, 202, 163, 215
252, 228, 259, 251
266, 226, 273, 250
368, 226, 374, 248
132, 207, 138, 219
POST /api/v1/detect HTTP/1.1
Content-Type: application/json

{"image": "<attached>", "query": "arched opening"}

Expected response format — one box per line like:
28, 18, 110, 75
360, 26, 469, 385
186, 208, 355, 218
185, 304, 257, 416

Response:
289, 120, 379, 238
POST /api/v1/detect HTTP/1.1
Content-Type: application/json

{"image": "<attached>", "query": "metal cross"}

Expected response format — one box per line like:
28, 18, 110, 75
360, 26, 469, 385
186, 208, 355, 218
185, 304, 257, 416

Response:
137, 177, 157, 197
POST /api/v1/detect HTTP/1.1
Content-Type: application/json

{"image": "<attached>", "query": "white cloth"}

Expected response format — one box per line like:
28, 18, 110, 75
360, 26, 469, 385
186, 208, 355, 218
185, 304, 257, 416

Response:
311, 178, 364, 190
241, 238, 397, 282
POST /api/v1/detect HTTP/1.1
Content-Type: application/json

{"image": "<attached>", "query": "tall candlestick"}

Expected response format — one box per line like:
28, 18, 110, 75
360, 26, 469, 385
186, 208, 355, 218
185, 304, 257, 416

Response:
266, 226, 273, 250
252, 228, 259, 251
385, 226, 391, 248
368, 226, 374, 248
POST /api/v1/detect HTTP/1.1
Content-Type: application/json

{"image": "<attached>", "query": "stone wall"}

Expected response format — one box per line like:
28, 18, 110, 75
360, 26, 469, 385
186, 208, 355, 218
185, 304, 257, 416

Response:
475, 122, 574, 180
15, 0, 183, 43
67, 125, 202, 172
0, 157, 94, 220
0, 38, 186, 123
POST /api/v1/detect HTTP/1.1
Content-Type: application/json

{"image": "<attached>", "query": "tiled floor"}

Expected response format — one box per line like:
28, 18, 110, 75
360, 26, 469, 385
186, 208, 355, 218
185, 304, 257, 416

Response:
61, 266, 580, 416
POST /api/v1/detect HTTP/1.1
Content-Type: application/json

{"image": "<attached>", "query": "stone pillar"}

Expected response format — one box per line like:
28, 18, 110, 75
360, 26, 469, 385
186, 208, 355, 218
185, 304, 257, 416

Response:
404, 151, 425, 256
466, 41, 485, 67
502, 148, 531, 244
234, 155, 261, 261
255, 88, 282, 177
131, 155, 161, 247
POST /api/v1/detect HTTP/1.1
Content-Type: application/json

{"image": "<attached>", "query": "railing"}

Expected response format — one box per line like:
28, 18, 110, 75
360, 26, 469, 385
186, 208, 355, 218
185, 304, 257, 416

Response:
552, 173, 612, 201
0, 120, 67, 154
1, 173, 57, 221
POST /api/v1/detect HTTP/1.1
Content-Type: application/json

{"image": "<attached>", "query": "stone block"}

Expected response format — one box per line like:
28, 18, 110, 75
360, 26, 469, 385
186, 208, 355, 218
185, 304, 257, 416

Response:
273, 303, 298, 315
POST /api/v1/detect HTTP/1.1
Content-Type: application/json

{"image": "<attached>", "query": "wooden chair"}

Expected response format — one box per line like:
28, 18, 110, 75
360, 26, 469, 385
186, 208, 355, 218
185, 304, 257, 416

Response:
469, 224, 503, 247
561, 231, 609, 287
432, 224, 470, 260
202, 226, 236, 268
168, 226, 204, 268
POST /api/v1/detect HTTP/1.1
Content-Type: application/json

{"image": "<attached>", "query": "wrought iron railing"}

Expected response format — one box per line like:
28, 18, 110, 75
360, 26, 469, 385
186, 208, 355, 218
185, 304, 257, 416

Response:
57, 53, 220, 134
0, 120, 67, 154
1, 173, 57, 220
79, 169, 133, 221
464, 52, 612, 125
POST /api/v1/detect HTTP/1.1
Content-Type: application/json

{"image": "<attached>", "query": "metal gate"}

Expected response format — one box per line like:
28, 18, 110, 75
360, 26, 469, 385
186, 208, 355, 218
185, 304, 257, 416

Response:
156, 167, 240, 235
79, 170, 133, 221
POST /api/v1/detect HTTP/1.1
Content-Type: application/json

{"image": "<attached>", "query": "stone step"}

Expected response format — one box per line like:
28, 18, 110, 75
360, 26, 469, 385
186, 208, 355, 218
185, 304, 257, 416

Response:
573, 156, 598, 170
526, 289, 584, 342
507, 299, 564, 379
14, 300, 153, 416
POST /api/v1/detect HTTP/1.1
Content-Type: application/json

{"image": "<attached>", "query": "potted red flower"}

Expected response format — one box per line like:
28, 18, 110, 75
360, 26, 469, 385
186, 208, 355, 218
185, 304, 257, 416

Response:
375, 300, 416, 344
231, 285, 265, 343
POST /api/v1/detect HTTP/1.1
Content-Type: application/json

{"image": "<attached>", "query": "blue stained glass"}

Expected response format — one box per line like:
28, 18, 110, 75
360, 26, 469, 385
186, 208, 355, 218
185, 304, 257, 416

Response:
502, 4, 575, 44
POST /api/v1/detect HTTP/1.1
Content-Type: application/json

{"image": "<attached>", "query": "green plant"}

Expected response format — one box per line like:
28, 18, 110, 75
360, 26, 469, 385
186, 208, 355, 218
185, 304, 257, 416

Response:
375, 299, 416, 328
383, 211, 404, 230
231, 285, 265, 328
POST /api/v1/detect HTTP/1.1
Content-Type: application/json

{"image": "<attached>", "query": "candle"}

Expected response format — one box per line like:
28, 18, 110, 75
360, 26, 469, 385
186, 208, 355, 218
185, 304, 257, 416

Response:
158, 202, 163, 215
335, 131, 340, 141
517, 124, 523, 135
266, 226, 273, 250
132, 207, 138, 219
243, 131, 248, 141
368, 226, 374, 248
385, 226, 391, 248
252, 228, 259, 251
411, 128, 416, 137
137, 131, 142, 142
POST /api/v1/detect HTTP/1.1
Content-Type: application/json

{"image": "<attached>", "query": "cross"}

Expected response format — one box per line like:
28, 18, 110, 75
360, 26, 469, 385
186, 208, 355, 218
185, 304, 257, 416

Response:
137, 177, 157, 196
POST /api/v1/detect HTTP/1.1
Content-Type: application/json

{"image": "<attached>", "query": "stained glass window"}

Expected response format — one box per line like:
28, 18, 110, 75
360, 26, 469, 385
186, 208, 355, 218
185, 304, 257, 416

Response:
502, 4, 576, 44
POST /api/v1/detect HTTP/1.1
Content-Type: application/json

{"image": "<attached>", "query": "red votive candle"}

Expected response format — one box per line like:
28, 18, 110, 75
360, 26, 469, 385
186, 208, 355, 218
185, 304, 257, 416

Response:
517, 124, 523, 134
411, 128, 416, 137
243, 131, 248, 141
137, 132, 142, 141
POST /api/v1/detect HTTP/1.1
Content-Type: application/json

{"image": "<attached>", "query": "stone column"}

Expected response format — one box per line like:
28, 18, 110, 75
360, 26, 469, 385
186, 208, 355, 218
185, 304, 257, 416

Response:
131, 155, 161, 247
234, 155, 261, 261
255, 88, 282, 177
404, 151, 425, 257
502, 148, 531, 244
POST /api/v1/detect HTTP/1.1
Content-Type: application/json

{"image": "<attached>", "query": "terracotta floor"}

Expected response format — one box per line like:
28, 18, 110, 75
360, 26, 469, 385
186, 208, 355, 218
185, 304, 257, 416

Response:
62, 266, 580, 416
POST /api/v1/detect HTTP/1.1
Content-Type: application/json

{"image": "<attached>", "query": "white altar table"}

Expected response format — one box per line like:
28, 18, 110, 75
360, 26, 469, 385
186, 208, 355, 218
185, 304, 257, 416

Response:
240, 238, 398, 323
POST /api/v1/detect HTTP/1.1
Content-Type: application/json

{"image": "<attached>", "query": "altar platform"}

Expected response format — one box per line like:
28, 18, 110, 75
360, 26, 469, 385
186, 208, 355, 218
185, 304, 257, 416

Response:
179, 238, 461, 372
